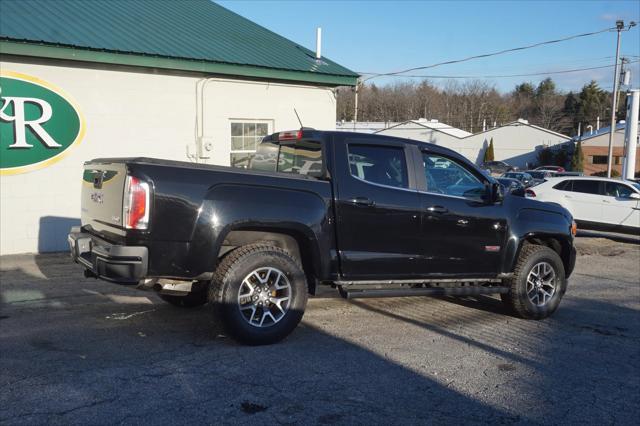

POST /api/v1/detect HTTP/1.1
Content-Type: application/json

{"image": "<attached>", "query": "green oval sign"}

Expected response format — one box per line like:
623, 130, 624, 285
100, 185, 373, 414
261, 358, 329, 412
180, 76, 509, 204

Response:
0, 71, 85, 175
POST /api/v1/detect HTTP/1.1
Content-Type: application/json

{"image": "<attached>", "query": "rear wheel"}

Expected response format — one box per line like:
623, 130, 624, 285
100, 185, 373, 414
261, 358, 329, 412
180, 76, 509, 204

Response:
501, 244, 567, 319
209, 244, 307, 345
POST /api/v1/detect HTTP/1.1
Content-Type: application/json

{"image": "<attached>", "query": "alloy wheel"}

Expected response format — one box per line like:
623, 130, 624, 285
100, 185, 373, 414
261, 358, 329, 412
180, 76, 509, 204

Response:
237, 267, 291, 327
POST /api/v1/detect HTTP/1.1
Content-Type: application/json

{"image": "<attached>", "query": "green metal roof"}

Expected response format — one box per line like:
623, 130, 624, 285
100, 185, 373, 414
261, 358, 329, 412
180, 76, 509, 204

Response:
0, 0, 358, 86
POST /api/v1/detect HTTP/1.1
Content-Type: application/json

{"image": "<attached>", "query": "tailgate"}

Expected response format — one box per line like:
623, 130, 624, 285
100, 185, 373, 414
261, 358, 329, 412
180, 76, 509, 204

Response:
81, 162, 127, 237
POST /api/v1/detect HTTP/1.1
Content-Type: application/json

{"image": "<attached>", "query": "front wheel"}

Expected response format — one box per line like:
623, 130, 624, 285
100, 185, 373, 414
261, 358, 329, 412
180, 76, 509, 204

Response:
209, 244, 308, 345
501, 244, 567, 319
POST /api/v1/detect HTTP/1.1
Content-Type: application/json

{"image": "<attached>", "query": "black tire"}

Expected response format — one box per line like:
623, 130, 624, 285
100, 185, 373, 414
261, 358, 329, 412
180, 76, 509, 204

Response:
159, 281, 209, 307
501, 244, 567, 319
209, 244, 308, 345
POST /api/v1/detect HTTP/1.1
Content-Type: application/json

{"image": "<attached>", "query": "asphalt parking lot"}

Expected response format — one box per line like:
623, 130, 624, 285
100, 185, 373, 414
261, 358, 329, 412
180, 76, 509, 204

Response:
1, 233, 639, 425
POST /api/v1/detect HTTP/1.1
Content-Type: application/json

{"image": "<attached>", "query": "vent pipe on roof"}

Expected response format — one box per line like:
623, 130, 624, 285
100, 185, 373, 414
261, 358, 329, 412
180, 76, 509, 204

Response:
316, 27, 322, 59
596, 116, 600, 131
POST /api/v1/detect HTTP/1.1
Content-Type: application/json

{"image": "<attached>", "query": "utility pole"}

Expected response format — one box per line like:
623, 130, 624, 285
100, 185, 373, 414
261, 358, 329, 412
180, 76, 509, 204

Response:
606, 21, 637, 177
606, 20, 624, 178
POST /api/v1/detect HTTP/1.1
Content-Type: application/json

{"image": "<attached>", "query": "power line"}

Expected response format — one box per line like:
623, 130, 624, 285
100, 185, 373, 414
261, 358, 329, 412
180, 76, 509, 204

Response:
362, 25, 631, 82
358, 54, 640, 76
357, 60, 640, 80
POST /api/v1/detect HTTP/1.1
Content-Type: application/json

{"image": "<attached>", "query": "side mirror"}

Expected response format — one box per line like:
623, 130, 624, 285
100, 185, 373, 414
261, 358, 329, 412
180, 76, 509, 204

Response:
628, 192, 640, 200
488, 182, 504, 203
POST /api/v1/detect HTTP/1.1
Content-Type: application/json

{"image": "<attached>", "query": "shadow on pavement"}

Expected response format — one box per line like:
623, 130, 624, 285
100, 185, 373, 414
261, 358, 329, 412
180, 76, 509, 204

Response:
348, 292, 640, 425
2, 253, 638, 424
0, 262, 516, 425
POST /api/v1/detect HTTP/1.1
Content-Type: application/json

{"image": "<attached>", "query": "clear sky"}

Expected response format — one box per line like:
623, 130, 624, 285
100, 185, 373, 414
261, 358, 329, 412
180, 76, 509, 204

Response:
217, 0, 640, 93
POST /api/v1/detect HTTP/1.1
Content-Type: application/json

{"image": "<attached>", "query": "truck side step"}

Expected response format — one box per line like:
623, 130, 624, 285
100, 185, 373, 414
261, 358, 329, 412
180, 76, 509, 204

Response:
343, 286, 510, 299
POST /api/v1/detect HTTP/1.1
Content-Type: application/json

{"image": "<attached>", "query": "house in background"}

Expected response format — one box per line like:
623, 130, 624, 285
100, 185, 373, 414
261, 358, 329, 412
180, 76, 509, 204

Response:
575, 121, 640, 176
374, 118, 472, 141
377, 118, 571, 168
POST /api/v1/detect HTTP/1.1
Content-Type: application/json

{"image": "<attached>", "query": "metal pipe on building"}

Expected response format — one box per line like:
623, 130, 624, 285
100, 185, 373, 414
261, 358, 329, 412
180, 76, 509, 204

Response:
316, 27, 322, 59
622, 89, 639, 180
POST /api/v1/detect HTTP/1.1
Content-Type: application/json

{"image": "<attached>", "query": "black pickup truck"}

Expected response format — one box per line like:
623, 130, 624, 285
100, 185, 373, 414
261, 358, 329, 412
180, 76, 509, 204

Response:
69, 129, 576, 345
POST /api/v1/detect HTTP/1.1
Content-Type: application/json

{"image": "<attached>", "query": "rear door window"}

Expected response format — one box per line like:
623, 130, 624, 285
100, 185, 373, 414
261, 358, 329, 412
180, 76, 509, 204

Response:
571, 180, 601, 195
348, 145, 408, 189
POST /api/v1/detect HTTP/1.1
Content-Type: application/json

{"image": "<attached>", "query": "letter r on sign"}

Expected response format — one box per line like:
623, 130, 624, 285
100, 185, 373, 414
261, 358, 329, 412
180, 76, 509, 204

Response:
0, 97, 61, 148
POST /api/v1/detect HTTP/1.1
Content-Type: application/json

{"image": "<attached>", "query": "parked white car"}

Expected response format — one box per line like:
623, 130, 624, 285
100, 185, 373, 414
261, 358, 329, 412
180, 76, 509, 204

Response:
525, 176, 640, 234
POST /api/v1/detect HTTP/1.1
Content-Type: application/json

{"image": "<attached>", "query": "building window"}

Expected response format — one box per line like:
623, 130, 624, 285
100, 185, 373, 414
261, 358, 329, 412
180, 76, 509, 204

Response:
230, 121, 271, 168
591, 155, 608, 165
591, 155, 621, 165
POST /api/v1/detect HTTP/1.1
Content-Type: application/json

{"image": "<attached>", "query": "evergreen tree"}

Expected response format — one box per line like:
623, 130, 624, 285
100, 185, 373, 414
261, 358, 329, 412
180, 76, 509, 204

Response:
535, 78, 556, 98
484, 138, 495, 162
577, 81, 608, 128
537, 147, 554, 166
571, 141, 584, 172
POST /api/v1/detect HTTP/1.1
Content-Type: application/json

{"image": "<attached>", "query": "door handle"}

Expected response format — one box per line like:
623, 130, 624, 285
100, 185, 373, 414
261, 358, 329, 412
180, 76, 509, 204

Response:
350, 197, 375, 207
427, 205, 448, 214
602, 199, 610, 203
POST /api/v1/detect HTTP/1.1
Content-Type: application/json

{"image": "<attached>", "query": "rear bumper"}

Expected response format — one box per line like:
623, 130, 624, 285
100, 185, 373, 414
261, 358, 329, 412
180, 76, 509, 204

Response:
68, 227, 148, 284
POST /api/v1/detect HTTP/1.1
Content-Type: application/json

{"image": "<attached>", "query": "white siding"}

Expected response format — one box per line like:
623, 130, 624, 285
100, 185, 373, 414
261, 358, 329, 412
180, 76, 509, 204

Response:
379, 121, 570, 167
0, 59, 337, 254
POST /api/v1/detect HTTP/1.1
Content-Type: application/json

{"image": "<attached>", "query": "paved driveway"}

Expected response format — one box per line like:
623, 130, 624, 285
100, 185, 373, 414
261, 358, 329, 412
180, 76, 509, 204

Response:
1, 235, 638, 425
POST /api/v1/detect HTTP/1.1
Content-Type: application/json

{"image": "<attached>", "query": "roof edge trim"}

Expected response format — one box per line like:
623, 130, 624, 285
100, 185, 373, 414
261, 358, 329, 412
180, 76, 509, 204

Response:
0, 41, 358, 87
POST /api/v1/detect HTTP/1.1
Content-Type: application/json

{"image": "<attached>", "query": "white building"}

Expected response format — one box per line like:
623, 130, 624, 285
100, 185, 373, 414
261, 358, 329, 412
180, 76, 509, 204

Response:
0, 0, 358, 255
335, 121, 401, 133
378, 118, 472, 140
378, 119, 571, 167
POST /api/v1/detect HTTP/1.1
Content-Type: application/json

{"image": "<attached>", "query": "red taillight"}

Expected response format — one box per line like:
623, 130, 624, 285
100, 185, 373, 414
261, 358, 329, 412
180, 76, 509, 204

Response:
124, 176, 150, 230
525, 188, 536, 198
278, 130, 302, 141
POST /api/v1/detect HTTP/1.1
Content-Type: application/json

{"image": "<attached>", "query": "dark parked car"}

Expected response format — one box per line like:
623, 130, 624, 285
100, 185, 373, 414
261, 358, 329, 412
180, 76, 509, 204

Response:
502, 172, 534, 187
526, 170, 554, 185
497, 177, 525, 196
69, 130, 576, 345
483, 160, 517, 175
